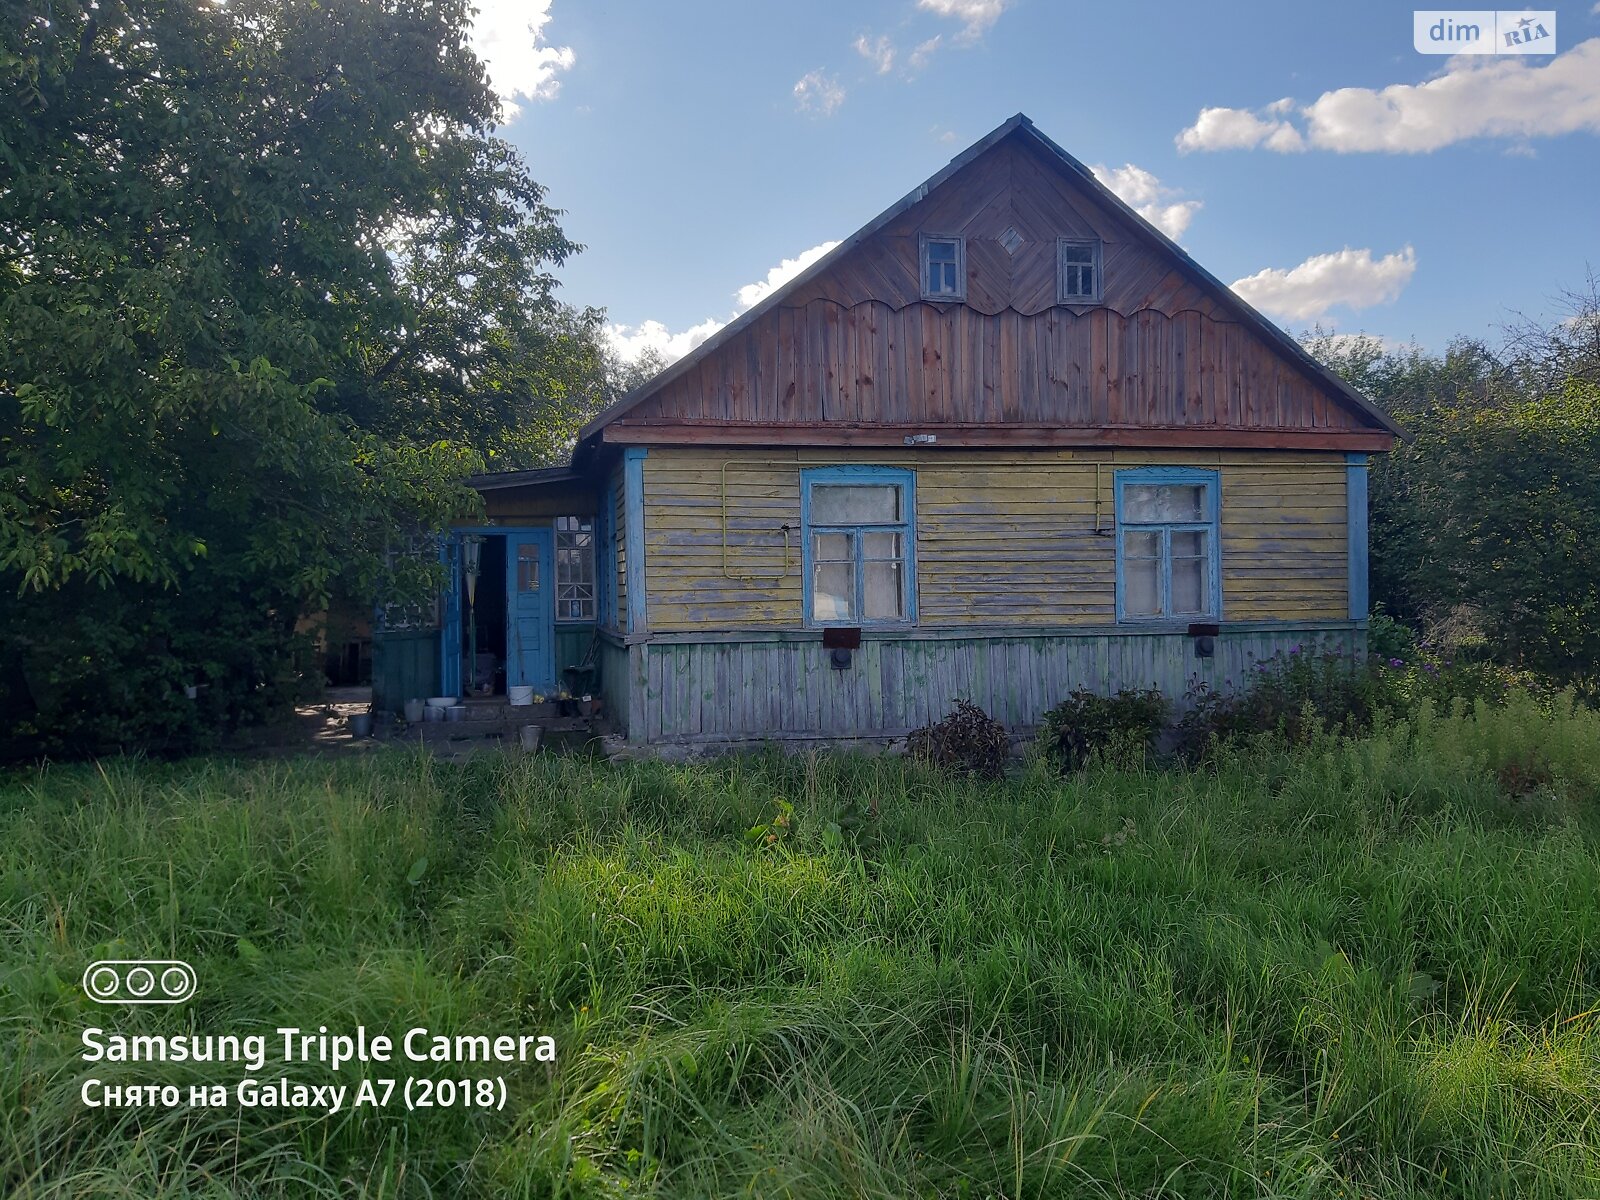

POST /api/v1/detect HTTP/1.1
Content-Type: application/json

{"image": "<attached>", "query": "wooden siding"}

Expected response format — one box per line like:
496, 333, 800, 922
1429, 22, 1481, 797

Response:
479, 481, 597, 523
617, 137, 1375, 437
620, 301, 1364, 434
629, 623, 1364, 743
597, 631, 630, 728
610, 466, 627, 629
640, 446, 1348, 632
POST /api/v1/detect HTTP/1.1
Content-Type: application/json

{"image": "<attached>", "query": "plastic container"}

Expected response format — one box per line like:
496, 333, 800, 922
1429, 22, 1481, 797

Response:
426, 696, 455, 709
403, 699, 425, 724
507, 685, 535, 706
446, 705, 467, 722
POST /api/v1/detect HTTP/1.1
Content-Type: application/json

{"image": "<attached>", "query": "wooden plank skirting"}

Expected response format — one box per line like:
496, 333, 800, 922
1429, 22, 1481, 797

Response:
624, 622, 1366, 745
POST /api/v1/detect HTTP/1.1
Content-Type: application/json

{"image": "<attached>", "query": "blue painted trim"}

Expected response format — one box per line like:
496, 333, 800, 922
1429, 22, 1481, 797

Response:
1112, 466, 1222, 624
624, 448, 648, 634
1346, 452, 1369, 621
439, 537, 463, 698
800, 465, 918, 628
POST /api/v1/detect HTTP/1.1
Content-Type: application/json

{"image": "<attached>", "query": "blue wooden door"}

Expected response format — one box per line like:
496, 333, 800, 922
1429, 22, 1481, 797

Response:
505, 530, 555, 690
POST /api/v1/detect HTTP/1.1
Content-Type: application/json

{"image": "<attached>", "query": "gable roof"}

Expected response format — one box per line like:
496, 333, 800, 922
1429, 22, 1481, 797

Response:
575, 113, 1404, 455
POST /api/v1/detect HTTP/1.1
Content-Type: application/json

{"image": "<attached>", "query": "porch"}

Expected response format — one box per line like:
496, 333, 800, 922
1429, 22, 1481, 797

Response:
369, 466, 625, 725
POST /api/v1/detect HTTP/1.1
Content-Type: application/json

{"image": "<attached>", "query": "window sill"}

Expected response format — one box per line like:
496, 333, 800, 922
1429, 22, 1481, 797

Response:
806, 621, 919, 632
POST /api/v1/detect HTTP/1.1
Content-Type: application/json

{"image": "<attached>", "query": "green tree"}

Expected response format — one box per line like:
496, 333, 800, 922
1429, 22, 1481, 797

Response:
0, 0, 599, 755
1305, 307, 1600, 684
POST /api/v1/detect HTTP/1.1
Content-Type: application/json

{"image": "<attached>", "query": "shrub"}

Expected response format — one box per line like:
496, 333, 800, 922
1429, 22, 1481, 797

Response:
1176, 645, 1384, 759
1173, 637, 1562, 762
1039, 687, 1170, 771
906, 699, 1010, 779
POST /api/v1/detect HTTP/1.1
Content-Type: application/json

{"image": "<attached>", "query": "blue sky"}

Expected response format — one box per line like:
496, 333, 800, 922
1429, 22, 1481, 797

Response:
476, 1, 1600, 361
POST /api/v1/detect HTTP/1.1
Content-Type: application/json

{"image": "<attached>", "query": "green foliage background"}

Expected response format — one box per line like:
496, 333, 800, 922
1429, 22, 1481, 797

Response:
1303, 295, 1600, 687
0, 0, 623, 756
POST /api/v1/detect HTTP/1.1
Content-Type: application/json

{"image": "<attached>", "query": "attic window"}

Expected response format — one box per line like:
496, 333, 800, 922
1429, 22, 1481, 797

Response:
1058, 237, 1102, 304
920, 234, 965, 301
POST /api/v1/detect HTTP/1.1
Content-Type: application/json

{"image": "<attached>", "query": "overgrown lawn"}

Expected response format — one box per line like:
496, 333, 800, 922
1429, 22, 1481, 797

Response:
3, 693, 1600, 1197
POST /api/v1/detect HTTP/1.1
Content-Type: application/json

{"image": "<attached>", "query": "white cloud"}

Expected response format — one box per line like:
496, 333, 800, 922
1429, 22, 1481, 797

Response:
916, 0, 1006, 41
1090, 163, 1203, 241
734, 241, 841, 309
907, 36, 943, 72
1176, 106, 1304, 153
854, 33, 896, 74
468, 0, 574, 119
862, 2, 1001, 82
793, 69, 846, 116
1231, 246, 1417, 322
1178, 39, 1600, 153
606, 240, 842, 365
603, 316, 726, 364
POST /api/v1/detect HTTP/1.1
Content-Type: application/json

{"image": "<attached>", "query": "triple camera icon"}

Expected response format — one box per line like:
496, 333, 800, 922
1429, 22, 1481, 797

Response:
82, 959, 197, 1005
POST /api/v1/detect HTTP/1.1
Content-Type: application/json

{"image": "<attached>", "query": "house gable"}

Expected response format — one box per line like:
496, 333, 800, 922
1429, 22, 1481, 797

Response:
580, 116, 1401, 453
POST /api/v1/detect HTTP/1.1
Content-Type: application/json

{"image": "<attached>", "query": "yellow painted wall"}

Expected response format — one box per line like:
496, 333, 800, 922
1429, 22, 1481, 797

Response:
641, 446, 1348, 631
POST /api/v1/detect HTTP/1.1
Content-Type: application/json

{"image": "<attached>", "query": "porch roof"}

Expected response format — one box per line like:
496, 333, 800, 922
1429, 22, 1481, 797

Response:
464, 465, 583, 492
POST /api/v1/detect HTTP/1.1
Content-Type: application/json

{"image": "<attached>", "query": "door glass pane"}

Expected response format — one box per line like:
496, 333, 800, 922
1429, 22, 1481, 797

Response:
813, 562, 854, 622
1123, 484, 1204, 523
811, 484, 900, 524
517, 546, 539, 592
1171, 556, 1205, 614
863, 561, 903, 620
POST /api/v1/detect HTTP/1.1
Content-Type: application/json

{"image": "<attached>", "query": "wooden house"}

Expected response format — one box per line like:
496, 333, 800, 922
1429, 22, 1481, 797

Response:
372, 114, 1401, 747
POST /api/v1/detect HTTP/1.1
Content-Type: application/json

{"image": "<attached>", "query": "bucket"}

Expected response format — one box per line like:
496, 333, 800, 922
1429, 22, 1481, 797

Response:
507, 685, 535, 706
518, 724, 542, 752
403, 699, 425, 724
348, 713, 373, 738
423, 706, 445, 723
446, 705, 467, 722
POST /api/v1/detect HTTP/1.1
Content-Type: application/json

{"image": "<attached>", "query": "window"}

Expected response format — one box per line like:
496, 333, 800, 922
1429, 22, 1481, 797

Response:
1114, 468, 1220, 622
515, 544, 540, 592
555, 516, 595, 621
802, 467, 916, 626
1057, 237, 1102, 304
920, 234, 965, 301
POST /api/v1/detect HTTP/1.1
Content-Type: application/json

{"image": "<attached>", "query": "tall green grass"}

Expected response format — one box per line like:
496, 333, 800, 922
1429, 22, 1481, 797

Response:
2, 691, 1599, 1197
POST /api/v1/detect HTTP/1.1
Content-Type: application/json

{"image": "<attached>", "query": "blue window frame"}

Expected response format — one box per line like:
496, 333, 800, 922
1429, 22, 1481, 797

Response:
1114, 467, 1222, 623
801, 466, 917, 627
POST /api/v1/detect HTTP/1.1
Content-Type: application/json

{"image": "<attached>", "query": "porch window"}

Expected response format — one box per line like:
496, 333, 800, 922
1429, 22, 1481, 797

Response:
801, 467, 917, 626
1114, 468, 1220, 622
555, 516, 596, 621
